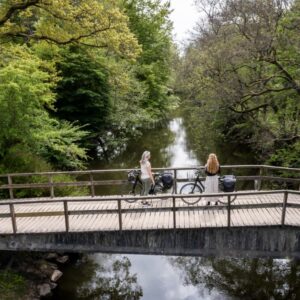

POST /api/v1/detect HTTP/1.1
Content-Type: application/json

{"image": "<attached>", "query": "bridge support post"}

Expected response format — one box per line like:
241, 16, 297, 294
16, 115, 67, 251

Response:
90, 173, 95, 197
227, 195, 231, 228
173, 169, 177, 194
63, 201, 69, 232
281, 191, 288, 227
9, 203, 17, 234
8, 175, 14, 199
118, 200, 122, 231
172, 197, 176, 229
254, 167, 263, 190
49, 175, 54, 198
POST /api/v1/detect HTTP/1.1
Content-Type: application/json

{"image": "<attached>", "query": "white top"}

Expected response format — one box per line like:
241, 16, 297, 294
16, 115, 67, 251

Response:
140, 161, 151, 179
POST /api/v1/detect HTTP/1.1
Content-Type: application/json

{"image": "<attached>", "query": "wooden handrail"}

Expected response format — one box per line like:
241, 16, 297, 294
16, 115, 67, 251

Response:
1, 175, 299, 191
0, 165, 299, 200
0, 164, 299, 178
0, 190, 299, 234
0, 190, 297, 205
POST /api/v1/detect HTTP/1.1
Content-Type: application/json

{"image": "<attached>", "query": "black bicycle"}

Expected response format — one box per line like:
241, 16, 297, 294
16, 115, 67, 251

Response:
180, 172, 238, 205
123, 169, 173, 203
179, 170, 205, 204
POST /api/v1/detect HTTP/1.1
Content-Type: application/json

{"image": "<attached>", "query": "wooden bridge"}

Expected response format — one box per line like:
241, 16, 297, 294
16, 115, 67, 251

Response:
0, 165, 300, 257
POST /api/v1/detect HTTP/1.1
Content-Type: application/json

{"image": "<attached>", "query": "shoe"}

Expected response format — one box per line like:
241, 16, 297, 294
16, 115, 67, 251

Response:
207, 201, 210, 206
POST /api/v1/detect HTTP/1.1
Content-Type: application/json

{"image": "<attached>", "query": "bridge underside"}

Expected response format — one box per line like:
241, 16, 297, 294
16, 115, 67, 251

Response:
1, 226, 300, 258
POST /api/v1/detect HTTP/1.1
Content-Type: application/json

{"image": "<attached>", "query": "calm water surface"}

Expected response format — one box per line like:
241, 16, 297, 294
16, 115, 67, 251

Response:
53, 117, 299, 300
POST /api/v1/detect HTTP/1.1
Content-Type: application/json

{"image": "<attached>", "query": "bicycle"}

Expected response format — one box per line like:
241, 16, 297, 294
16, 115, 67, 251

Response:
179, 170, 205, 205
123, 169, 167, 203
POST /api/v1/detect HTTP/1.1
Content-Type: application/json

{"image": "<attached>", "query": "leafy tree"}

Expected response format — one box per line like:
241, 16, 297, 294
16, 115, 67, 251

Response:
54, 46, 111, 136
177, 0, 300, 164
123, 0, 174, 118
0, 0, 141, 59
0, 45, 88, 171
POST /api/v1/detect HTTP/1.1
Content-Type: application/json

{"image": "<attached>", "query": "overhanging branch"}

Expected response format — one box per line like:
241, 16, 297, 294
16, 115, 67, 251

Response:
229, 103, 269, 114
0, 0, 40, 26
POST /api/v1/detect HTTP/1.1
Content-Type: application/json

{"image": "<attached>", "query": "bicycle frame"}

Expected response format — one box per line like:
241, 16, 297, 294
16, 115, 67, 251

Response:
194, 173, 205, 192
131, 175, 143, 194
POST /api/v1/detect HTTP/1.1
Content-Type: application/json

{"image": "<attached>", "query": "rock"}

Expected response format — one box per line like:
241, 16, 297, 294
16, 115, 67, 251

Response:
38, 261, 58, 277
49, 282, 58, 289
37, 283, 52, 297
56, 255, 69, 264
51, 269, 63, 282
46, 253, 59, 260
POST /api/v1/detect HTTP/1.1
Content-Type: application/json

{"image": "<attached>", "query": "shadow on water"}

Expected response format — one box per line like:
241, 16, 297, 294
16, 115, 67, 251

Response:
52, 114, 300, 300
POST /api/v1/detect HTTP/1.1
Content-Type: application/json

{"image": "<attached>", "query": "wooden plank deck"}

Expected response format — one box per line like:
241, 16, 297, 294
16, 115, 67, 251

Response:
0, 192, 300, 235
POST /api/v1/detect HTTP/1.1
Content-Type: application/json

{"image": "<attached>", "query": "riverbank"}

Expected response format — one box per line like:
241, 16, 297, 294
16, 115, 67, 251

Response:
0, 251, 75, 299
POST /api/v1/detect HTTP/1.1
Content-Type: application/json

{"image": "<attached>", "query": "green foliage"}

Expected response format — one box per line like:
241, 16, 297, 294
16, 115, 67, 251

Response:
55, 46, 111, 134
0, 0, 177, 173
177, 0, 300, 164
0, 270, 27, 300
0, 0, 141, 59
267, 141, 300, 169
124, 0, 174, 117
0, 44, 88, 171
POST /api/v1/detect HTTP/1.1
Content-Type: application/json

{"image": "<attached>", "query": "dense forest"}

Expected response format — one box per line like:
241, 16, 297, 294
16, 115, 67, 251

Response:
175, 0, 300, 168
0, 0, 176, 175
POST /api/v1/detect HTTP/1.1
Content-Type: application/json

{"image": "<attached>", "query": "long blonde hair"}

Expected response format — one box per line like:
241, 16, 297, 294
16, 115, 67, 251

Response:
206, 153, 219, 173
140, 151, 150, 165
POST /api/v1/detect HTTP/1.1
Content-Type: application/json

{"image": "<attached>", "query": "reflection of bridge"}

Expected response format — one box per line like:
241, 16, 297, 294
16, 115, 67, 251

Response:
0, 165, 300, 257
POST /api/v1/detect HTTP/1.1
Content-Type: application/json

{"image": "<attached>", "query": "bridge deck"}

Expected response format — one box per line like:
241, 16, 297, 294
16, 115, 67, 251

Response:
0, 193, 300, 234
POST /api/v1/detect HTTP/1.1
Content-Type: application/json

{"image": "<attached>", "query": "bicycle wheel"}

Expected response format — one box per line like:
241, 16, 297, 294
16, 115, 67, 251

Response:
121, 183, 142, 203
153, 183, 163, 194
180, 183, 203, 205
218, 193, 237, 205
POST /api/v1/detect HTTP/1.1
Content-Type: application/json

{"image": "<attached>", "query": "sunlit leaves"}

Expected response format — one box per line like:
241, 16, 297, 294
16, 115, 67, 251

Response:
0, 0, 141, 59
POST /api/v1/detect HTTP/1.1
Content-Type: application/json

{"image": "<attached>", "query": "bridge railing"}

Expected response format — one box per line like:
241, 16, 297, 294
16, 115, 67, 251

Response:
0, 190, 300, 235
0, 165, 299, 200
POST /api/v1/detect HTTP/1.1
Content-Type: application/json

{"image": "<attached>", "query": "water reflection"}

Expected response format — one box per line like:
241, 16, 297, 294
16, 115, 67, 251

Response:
171, 257, 300, 300
90, 117, 199, 170
166, 118, 199, 167
54, 254, 142, 299
55, 254, 300, 300
128, 254, 226, 300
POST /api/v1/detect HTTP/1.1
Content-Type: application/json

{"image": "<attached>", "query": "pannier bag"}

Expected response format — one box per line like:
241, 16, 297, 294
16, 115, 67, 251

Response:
161, 172, 174, 189
127, 170, 140, 183
219, 175, 236, 192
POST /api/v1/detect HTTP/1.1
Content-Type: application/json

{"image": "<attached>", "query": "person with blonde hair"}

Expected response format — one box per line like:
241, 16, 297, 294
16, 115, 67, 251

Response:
204, 153, 220, 205
140, 150, 155, 206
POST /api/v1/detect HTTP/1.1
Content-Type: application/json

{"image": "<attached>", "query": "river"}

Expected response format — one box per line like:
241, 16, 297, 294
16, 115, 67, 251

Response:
52, 116, 300, 300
